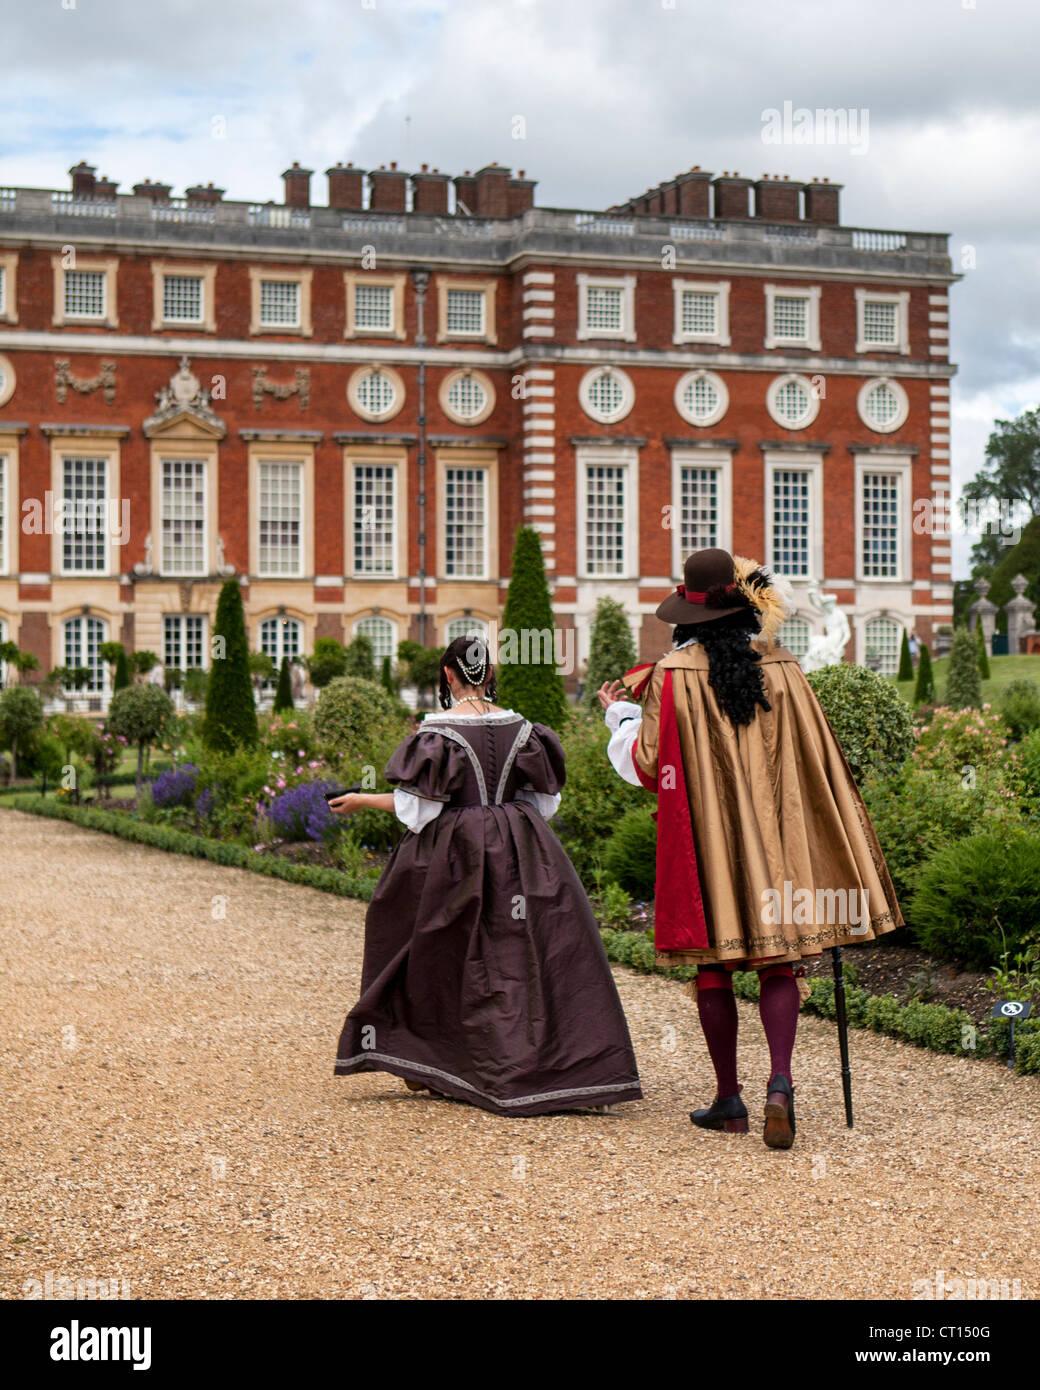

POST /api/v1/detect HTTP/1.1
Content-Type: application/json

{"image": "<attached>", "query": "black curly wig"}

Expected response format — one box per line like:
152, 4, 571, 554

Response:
438, 635, 498, 710
673, 609, 771, 727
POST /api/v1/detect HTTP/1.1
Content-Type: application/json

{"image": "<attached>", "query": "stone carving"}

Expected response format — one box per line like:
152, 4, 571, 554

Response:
133, 532, 154, 577
144, 356, 226, 436
1005, 573, 1037, 656
800, 585, 852, 673
252, 365, 310, 412
55, 358, 116, 405
216, 536, 236, 578
966, 577, 998, 653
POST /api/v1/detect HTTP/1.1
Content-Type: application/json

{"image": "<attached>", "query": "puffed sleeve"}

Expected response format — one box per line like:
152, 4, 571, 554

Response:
383, 729, 469, 802
511, 722, 566, 795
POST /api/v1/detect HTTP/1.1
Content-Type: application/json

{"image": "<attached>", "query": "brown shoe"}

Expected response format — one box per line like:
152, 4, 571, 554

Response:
763, 1074, 796, 1149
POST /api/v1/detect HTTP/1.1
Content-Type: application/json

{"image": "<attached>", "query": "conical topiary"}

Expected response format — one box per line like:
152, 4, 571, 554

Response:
113, 647, 131, 691
202, 580, 259, 751
273, 655, 294, 713
380, 655, 395, 696
945, 626, 982, 710
897, 628, 913, 682
975, 615, 991, 681
913, 642, 935, 706
496, 526, 567, 730
583, 596, 638, 708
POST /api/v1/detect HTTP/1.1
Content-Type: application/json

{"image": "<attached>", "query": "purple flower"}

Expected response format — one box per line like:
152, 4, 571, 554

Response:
195, 786, 215, 820
266, 780, 340, 843
151, 764, 199, 809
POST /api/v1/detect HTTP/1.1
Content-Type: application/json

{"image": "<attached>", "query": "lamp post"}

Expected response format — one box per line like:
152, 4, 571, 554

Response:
410, 266, 431, 649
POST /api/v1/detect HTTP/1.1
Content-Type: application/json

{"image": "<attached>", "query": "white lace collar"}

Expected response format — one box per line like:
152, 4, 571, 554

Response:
420, 707, 524, 724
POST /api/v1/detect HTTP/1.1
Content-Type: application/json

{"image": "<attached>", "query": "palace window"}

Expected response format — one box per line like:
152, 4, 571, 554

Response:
577, 274, 636, 341
441, 369, 494, 426
678, 465, 721, 553
855, 290, 910, 354
443, 467, 488, 578
259, 615, 302, 671
770, 470, 812, 577
160, 458, 207, 576
674, 370, 728, 427
764, 284, 821, 351
858, 377, 909, 433
579, 366, 634, 424
864, 618, 902, 676
63, 269, 106, 319
61, 456, 108, 574
259, 280, 300, 328
778, 617, 811, 659
446, 288, 485, 335
673, 280, 730, 345
861, 472, 901, 579
162, 274, 204, 324
354, 615, 396, 667
445, 616, 489, 644
256, 460, 303, 577
767, 374, 820, 430
352, 464, 397, 576
63, 615, 107, 692
348, 365, 403, 422
581, 462, 630, 577
355, 284, 393, 332
164, 615, 205, 670
0, 455, 6, 573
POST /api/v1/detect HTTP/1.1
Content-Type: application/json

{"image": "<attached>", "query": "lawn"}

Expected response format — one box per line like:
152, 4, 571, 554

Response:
892, 652, 1040, 706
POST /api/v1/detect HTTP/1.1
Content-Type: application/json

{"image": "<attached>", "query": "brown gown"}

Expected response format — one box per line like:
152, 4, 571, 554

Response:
334, 711, 643, 1116
621, 641, 904, 968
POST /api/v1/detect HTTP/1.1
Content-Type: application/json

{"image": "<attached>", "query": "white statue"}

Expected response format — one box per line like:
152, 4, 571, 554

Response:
800, 585, 851, 672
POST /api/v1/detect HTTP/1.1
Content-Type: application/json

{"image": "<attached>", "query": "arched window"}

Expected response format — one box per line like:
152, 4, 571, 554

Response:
0, 616, 8, 687
864, 618, 902, 676
63, 615, 107, 692
778, 617, 810, 660
259, 615, 301, 679
354, 616, 396, 668
445, 616, 490, 645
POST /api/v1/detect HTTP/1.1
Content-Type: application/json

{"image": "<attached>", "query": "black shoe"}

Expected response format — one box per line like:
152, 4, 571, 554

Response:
763, 1074, 796, 1149
690, 1089, 749, 1133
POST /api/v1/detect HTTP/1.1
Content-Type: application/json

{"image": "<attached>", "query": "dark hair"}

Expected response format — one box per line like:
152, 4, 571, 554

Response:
438, 635, 498, 710
673, 610, 771, 726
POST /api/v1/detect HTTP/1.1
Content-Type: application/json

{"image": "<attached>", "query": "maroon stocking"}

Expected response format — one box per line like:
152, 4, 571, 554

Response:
695, 967, 739, 1097
757, 965, 799, 1084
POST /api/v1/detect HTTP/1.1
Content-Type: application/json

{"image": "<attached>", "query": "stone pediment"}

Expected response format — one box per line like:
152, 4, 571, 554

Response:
143, 356, 226, 439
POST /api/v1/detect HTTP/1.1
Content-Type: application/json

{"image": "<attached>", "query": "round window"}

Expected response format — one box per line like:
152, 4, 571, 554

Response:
858, 378, 909, 433
0, 354, 14, 408
767, 374, 819, 430
675, 370, 728, 427
349, 365, 404, 422
579, 367, 634, 424
439, 369, 494, 426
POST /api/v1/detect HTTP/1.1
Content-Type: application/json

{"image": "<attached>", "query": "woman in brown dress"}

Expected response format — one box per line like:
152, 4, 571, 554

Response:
599, 548, 902, 1149
330, 636, 642, 1117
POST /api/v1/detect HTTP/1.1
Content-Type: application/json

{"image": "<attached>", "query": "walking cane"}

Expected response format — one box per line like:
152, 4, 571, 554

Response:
832, 946, 854, 1127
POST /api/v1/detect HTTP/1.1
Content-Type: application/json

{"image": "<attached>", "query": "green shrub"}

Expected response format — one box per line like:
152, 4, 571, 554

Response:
314, 677, 412, 773
106, 684, 174, 788
910, 830, 1040, 969
897, 629, 913, 682
864, 992, 903, 1034
203, 580, 259, 753
1011, 728, 1040, 817
552, 713, 647, 882
913, 644, 935, 705
945, 626, 982, 709
862, 759, 1021, 904
975, 617, 991, 681
593, 880, 633, 930
602, 806, 658, 898
1000, 679, 1040, 742
496, 526, 567, 731
913, 704, 1008, 776
583, 597, 637, 710
0, 684, 45, 780
806, 663, 914, 781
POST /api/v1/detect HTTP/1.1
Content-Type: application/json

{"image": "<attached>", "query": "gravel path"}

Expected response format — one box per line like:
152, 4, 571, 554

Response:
1, 809, 1037, 1301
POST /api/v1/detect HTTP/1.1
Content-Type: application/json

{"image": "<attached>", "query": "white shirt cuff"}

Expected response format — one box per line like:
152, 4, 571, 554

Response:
393, 788, 444, 833
605, 707, 644, 787
514, 787, 562, 820
604, 700, 642, 733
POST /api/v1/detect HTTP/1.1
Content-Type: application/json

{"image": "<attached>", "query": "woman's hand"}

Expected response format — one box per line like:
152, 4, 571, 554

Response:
328, 792, 366, 815
597, 680, 630, 711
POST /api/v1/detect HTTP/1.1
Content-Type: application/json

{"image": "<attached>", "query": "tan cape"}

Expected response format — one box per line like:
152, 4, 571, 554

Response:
621, 641, 903, 968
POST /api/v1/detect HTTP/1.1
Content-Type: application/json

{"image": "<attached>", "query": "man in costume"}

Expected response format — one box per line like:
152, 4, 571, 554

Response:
598, 548, 902, 1148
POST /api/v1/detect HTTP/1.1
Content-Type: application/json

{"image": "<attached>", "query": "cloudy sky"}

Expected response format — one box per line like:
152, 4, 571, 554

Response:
4, 0, 1038, 576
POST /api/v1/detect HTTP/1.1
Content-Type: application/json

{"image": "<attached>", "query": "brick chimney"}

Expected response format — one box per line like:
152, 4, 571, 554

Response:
185, 183, 224, 205
474, 163, 510, 217
754, 174, 804, 222
675, 167, 713, 218
411, 164, 450, 214
94, 175, 119, 199
327, 162, 365, 211
368, 163, 408, 212
132, 179, 173, 202
507, 170, 537, 215
69, 162, 97, 198
454, 170, 478, 215
282, 163, 313, 208
712, 173, 752, 219
803, 177, 842, 225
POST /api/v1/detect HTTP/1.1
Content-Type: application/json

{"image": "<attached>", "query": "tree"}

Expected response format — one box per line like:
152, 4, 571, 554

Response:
114, 649, 131, 691
202, 580, 259, 753
273, 656, 294, 713
182, 667, 209, 704
583, 596, 638, 709
380, 655, 396, 697
397, 641, 442, 707
897, 629, 913, 683
982, 515, 1040, 629
0, 685, 44, 781
106, 684, 174, 792
1, 642, 40, 686
48, 665, 92, 696
343, 633, 376, 680
131, 650, 160, 678
496, 526, 567, 730
975, 615, 991, 681
913, 643, 935, 706
304, 638, 347, 690
945, 626, 982, 710
965, 406, 1040, 570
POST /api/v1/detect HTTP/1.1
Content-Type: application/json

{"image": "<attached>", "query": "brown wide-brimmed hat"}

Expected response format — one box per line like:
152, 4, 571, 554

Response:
656, 548, 748, 625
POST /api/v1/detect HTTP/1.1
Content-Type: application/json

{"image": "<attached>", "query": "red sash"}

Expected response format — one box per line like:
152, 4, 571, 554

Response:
621, 662, 708, 951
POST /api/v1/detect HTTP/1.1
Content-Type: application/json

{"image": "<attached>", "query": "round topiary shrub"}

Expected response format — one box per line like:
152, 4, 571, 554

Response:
602, 806, 658, 898
315, 676, 412, 770
806, 663, 914, 781
909, 829, 1040, 970
1000, 678, 1040, 742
